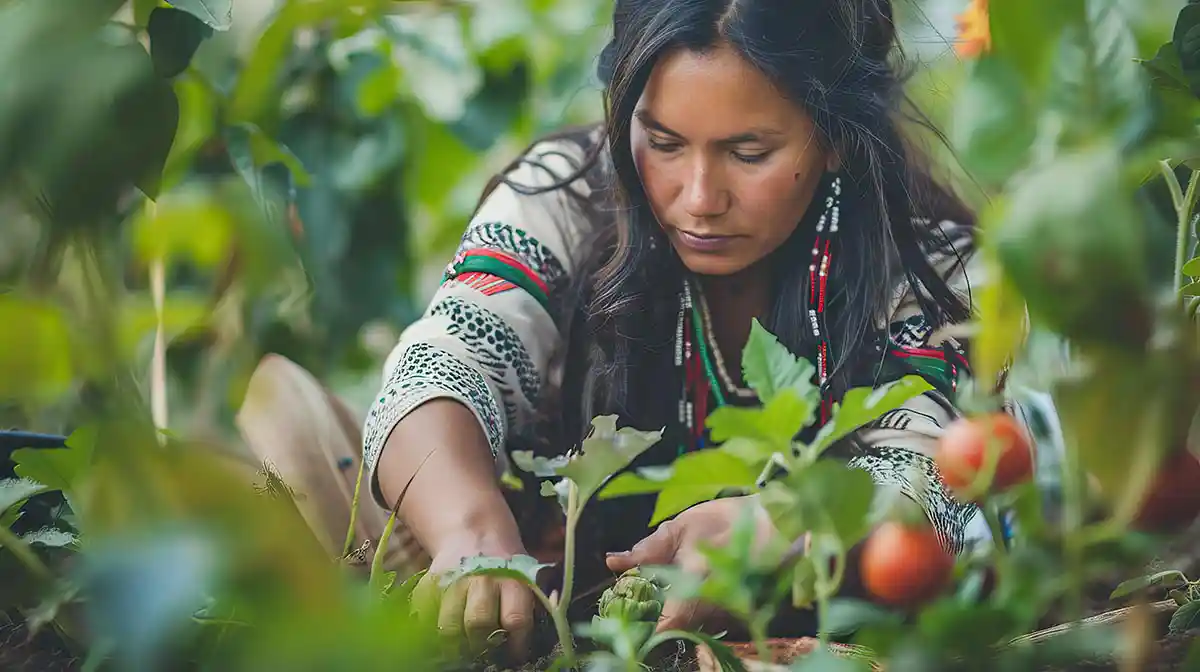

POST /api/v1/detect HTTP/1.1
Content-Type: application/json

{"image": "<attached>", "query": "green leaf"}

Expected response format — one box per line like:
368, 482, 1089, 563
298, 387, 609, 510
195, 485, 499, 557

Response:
0, 297, 72, 404
1170, 599, 1200, 634
439, 554, 552, 589
1142, 43, 1190, 93
511, 451, 571, 478
134, 0, 162, 27
557, 416, 664, 503
790, 643, 872, 671
708, 389, 815, 447
23, 527, 77, 548
1183, 280, 1200, 296
76, 531, 220, 671
740, 319, 820, 405
951, 55, 1036, 186
1175, 1, 1200, 98
226, 122, 312, 189
387, 569, 426, 603
1184, 256, 1200, 278
11, 426, 96, 496
989, 0, 1084, 87
1048, 0, 1153, 144
165, 0, 232, 31
760, 461, 875, 547
993, 144, 1148, 347
821, 598, 902, 637
148, 7, 213, 78
0, 479, 52, 519
598, 449, 757, 526
809, 376, 933, 456
1110, 570, 1188, 600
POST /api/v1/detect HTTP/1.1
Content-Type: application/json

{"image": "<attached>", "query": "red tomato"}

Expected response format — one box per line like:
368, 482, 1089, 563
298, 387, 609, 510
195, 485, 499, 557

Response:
935, 414, 1034, 499
860, 521, 954, 608
1132, 449, 1200, 534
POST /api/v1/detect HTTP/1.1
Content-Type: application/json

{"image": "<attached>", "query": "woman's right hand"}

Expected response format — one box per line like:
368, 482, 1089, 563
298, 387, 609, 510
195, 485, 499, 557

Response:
412, 530, 538, 662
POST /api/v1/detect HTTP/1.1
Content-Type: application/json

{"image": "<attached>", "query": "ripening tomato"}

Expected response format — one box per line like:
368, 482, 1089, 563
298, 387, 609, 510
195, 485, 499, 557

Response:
1132, 449, 1200, 534
860, 521, 954, 608
935, 413, 1034, 499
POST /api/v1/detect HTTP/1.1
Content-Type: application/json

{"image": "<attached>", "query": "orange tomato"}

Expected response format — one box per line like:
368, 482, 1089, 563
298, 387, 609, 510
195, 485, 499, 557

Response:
860, 521, 954, 608
935, 413, 1034, 499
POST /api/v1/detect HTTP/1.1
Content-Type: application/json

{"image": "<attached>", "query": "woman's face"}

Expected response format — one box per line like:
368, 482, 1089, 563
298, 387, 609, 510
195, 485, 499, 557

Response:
632, 43, 835, 278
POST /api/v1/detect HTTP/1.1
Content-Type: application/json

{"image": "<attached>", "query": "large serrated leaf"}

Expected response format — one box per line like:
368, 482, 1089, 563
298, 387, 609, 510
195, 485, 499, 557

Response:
809, 376, 933, 456
557, 416, 664, 502
0, 478, 51, 517
598, 448, 757, 525
439, 554, 552, 589
741, 319, 820, 405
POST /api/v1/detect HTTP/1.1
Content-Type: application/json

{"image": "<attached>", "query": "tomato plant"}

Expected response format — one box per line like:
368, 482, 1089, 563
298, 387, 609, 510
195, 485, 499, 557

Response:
859, 521, 954, 608
935, 413, 1034, 499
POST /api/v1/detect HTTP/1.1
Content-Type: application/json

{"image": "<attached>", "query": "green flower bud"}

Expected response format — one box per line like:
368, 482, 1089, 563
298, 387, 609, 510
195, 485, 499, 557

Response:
597, 568, 665, 622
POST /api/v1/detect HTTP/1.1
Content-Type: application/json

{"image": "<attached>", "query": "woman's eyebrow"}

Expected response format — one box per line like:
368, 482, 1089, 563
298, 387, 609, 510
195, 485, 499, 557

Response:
634, 110, 783, 144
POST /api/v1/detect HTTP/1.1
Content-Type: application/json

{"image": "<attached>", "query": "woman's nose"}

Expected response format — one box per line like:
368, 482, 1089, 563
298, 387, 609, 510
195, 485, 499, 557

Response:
683, 160, 729, 218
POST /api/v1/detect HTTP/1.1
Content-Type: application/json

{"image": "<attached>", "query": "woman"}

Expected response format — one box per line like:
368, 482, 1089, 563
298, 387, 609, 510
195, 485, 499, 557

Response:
365, 0, 1009, 660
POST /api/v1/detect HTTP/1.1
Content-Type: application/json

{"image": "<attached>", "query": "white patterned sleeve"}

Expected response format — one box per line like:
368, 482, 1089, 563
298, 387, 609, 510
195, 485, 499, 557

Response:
361, 139, 592, 506
848, 220, 1032, 555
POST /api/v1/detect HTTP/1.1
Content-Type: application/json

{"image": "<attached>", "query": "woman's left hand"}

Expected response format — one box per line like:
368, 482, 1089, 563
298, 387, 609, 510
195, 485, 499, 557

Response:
604, 495, 783, 632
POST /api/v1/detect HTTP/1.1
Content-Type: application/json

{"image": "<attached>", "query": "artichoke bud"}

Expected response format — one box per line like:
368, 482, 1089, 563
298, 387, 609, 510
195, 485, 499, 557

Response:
597, 568, 665, 622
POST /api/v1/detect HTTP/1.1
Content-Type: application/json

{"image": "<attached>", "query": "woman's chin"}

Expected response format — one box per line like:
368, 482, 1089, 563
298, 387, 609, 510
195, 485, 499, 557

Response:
677, 255, 754, 278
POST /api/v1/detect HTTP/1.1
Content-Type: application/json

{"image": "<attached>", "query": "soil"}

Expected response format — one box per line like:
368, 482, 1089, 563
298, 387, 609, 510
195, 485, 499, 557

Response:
0, 620, 80, 672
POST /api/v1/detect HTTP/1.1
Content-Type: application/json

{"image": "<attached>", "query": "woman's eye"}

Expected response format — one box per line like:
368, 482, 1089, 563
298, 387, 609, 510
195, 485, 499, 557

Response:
647, 136, 681, 153
733, 151, 770, 164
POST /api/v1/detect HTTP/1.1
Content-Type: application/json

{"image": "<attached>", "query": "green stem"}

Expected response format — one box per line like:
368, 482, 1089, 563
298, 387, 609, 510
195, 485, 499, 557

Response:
369, 507, 399, 588
540, 588, 576, 668
560, 480, 579, 613
0, 526, 52, 583
749, 616, 772, 666
553, 480, 581, 668
1177, 170, 1200, 298
982, 503, 1008, 561
342, 454, 366, 558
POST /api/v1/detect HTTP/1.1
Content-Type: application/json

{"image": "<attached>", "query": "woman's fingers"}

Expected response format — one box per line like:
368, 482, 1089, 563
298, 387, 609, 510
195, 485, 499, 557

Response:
500, 579, 536, 661
606, 521, 680, 572
463, 576, 501, 654
438, 577, 470, 647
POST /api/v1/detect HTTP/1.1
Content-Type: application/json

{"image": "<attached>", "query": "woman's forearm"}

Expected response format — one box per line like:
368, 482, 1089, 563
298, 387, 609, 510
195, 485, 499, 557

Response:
376, 398, 523, 557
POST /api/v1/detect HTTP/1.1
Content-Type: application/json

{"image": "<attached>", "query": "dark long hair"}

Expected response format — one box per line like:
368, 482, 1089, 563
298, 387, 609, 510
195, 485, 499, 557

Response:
487, 0, 975, 452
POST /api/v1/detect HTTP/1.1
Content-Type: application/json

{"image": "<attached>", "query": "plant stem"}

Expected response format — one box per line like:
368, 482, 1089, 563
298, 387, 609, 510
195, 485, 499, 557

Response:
1164, 163, 1200, 299
982, 503, 1009, 561
0, 526, 53, 583
552, 480, 581, 668
533, 586, 576, 668
343, 454, 366, 558
369, 506, 398, 589
749, 616, 771, 666
560, 480, 580, 613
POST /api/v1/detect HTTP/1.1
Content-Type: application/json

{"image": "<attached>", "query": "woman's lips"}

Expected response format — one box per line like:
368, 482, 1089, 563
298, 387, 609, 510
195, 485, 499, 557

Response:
674, 229, 741, 253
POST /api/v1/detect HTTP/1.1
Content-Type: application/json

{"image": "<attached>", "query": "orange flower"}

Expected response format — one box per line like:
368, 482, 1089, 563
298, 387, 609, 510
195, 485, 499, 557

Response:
954, 0, 991, 59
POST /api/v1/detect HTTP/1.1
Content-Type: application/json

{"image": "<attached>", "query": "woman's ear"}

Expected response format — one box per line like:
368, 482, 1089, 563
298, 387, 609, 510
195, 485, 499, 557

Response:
825, 147, 842, 173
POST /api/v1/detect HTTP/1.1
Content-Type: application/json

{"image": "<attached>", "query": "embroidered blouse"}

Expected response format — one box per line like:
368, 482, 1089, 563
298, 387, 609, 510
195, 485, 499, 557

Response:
362, 135, 1019, 555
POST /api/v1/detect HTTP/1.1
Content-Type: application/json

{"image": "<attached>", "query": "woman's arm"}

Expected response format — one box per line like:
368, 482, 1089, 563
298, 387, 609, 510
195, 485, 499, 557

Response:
362, 135, 595, 554
376, 398, 524, 559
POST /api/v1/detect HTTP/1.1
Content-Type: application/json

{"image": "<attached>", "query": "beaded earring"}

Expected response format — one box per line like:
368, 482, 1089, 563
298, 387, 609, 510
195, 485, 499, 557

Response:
808, 174, 841, 422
